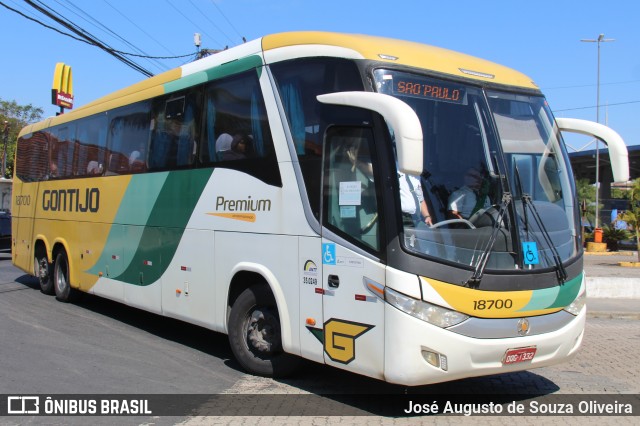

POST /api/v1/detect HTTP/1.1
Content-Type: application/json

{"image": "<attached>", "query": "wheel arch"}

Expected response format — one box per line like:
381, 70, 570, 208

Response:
33, 234, 52, 263
225, 262, 293, 352
33, 237, 49, 262
51, 239, 75, 289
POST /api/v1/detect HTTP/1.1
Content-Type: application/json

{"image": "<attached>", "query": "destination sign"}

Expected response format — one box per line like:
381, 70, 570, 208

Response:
392, 77, 466, 104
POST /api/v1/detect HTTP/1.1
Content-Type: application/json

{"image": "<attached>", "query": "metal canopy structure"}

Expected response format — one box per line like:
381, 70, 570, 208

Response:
569, 144, 640, 184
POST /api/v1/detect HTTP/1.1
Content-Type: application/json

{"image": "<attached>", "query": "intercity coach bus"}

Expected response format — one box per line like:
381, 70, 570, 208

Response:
12, 32, 628, 385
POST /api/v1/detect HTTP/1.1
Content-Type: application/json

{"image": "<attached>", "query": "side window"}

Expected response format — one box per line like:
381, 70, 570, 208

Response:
75, 114, 108, 176
107, 102, 151, 175
51, 124, 76, 178
270, 58, 366, 220
323, 127, 381, 252
15, 131, 50, 181
149, 89, 201, 171
201, 70, 280, 186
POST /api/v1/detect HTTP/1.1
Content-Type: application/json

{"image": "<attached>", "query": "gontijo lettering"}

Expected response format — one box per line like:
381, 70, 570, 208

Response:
42, 188, 99, 212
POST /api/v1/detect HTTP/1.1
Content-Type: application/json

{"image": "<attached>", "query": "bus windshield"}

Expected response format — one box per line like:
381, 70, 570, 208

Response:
374, 69, 578, 275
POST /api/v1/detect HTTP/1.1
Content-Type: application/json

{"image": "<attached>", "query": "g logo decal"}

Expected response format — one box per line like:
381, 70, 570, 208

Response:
323, 319, 373, 364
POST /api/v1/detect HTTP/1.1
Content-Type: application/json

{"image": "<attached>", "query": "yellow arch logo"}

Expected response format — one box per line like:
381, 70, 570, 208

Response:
52, 62, 74, 109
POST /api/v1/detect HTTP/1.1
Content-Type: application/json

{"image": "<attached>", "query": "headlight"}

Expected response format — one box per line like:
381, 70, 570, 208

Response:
563, 288, 587, 316
385, 287, 469, 328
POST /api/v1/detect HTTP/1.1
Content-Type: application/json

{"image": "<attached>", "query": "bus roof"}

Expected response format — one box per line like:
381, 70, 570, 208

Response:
20, 31, 538, 136
262, 32, 538, 90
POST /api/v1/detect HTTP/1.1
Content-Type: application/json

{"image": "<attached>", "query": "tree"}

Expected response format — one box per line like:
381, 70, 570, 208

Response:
0, 98, 44, 178
576, 178, 599, 228
620, 178, 640, 262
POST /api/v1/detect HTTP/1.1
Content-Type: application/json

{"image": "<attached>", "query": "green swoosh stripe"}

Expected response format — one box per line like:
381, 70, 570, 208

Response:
89, 168, 213, 286
519, 273, 582, 312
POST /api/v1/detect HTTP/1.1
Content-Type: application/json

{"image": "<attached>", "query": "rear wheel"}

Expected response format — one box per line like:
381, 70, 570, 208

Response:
228, 285, 300, 377
53, 250, 78, 302
34, 251, 54, 295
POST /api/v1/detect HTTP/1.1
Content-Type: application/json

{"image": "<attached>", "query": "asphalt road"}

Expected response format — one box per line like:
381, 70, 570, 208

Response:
0, 254, 638, 425
0, 253, 241, 425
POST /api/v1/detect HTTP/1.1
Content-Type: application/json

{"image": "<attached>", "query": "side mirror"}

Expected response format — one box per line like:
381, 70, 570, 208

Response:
556, 118, 629, 182
317, 92, 423, 175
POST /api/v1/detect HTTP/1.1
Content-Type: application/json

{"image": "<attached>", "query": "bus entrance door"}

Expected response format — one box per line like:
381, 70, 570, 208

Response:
319, 240, 386, 380
317, 126, 386, 379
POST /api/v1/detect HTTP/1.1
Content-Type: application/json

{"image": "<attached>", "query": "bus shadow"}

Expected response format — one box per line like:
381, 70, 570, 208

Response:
12, 274, 236, 362
269, 364, 560, 416
15, 274, 40, 290
76, 293, 234, 361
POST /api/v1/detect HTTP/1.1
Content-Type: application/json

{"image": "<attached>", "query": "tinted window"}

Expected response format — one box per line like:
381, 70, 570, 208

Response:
76, 113, 108, 176
270, 58, 366, 220
149, 89, 201, 171
323, 127, 381, 252
51, 124, 76, 178
201, 70, 280, 186
15, 131, 50, 181
107, 102, 151, 175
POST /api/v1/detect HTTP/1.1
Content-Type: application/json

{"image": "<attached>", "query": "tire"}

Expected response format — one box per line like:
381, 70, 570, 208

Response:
34, 251, 54, 295
53, 250, 78, 302
228, 285, 300, 377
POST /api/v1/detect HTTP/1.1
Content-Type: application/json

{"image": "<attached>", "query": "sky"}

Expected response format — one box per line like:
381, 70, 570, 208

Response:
1, 0, 639, 151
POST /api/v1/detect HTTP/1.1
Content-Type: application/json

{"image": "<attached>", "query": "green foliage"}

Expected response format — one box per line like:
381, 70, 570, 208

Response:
611, 187, 628, 199
619, 178, 640, 261
0, 97, 44, 178
602, 224, 631, 251
583, 230, 593, 242
576, 178, 599, 226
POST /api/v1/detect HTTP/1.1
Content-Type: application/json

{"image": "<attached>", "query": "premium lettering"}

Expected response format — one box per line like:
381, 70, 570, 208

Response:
42, 188, 100, 213
215, 196, 271, 212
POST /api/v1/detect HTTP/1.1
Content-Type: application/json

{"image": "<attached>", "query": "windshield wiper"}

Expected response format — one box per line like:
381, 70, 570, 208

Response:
521, 194, 568, 284
465, 192, 511, 288
513, 165, 567, 284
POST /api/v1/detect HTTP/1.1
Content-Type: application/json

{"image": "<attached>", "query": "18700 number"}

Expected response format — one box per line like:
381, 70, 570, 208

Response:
473, 299, 513, 310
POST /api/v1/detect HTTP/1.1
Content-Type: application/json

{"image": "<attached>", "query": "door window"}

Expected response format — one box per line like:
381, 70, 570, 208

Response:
323, 127, 381, 252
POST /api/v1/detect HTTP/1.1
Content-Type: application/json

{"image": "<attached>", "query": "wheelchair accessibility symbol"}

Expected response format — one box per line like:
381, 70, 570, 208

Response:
323, 243, 336, 265
522, 242, 539, 265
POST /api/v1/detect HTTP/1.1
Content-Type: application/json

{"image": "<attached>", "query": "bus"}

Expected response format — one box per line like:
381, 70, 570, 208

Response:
12, 32, 628, 386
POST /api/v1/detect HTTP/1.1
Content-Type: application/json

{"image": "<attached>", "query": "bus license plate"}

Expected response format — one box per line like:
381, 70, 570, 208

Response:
502, 347, 536, 364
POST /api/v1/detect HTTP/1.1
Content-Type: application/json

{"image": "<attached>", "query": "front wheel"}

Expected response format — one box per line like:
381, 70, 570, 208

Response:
228, 285, 300, 377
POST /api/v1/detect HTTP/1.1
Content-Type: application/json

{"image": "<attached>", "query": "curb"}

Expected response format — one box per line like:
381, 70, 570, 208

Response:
584, 251, 637, 256
587, 311, 640, 320
586, 277, 640, 299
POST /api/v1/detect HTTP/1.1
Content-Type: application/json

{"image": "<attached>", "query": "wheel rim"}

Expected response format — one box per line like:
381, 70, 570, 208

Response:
55, 256, 68, 294
36, 257, 48, 284
243, 307, 281, 358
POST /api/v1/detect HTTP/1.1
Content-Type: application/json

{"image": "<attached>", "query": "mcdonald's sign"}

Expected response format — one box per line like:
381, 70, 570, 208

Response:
51, 62, 74, 110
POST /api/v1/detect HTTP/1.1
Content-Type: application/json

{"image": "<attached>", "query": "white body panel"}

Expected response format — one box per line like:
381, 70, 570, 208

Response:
321, 241, 386, 380
161, 229, 216, 328
214, 231, 300, 352
384, 303, 585, 386
298, 236, 324, 364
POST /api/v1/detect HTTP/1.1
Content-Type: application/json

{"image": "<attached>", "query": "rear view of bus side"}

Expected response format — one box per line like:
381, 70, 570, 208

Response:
12, 32, 628, 386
